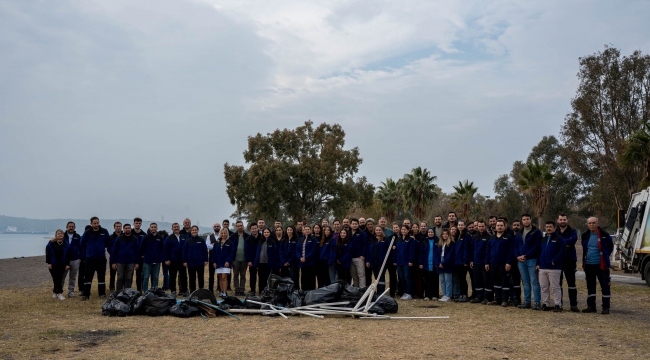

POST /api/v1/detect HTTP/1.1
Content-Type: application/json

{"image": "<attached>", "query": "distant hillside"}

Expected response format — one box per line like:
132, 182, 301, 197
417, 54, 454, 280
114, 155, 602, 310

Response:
0, 215, 213, 234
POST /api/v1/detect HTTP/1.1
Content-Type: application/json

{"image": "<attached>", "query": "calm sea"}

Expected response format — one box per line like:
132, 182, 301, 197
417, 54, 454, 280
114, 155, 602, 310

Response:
0, 233, 54, 259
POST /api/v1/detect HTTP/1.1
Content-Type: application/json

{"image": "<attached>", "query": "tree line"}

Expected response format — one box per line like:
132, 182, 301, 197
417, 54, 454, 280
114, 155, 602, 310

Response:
224, 45, 650, 231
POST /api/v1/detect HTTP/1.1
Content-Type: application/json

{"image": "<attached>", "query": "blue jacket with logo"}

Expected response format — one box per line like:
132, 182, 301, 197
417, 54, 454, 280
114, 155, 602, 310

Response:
555, 226, 578, 263
80, 227, 110, 260
539, 233, 566, 270
140, 232, 165, 264
486, 233, 514, 265
280, 237, 298, 266
254, 237, 280, 271
453, 232, 471, 266
295, 235, 319, 267
393, 235, 416, 266
470, 231, 490, 265
350, 230, 368, 258
163, 234, 184, 263
365, 236, 391, 268
182, 236, 208, 267
110, 234, 139, 265
434, 241, 455, 274
211, 239, 236, 268
513, 226, 542, 260
319, 236, 337, 267
335, 238, 353, 268
64, 232, 82, 262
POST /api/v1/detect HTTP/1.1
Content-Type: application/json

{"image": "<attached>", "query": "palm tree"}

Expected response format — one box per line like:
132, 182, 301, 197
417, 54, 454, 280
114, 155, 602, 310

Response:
401, 167, 438, 220
620, 122, 650, 189
517, 160, 554, 228
375, 178, 403, 223
450, 180, 478, 221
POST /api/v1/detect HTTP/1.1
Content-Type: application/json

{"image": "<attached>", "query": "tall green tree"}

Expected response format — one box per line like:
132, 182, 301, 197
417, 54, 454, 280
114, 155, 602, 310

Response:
517, 160, 555, 228
619, 122, 650, 189
375, 178, 403, 223
450, 180, 478, 221
400, 167, 438, 220
223, 121, 374, 222
561, 46, 650, 216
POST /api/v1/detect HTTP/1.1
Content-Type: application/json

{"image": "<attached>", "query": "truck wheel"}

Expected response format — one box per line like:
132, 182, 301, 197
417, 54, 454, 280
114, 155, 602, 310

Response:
645, 262, 650, 287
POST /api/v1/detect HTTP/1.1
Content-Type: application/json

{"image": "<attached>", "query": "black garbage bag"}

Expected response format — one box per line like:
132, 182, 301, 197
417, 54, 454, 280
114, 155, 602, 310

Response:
367, 304, 385, 315
221, 295, 244, 309
101, 299, 114, 316
101, 299, 131, 317
169, 301, 201, 318
132, 295, 146, 315
303, 282, 344, 305
340, 283, 365, 302
143, 290, 176, 316
373, 296, 399, 313
115, 288, 140, 303
289, 290, 304, 308
244, 295, 262, 309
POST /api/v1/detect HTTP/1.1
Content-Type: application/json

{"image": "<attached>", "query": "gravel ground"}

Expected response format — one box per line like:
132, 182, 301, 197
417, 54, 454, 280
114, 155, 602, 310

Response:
0, 256, 50, 289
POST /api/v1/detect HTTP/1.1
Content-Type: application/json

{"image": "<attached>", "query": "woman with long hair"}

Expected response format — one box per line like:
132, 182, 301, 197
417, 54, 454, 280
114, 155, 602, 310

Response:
211, 228, 235, 297
46, 229, 70, 300
317, 225, 335, 287
295, 225, 318, 290
411, 222, 423, 298
324, 226, 338, 283
394, 224, 415, 300
453, 222, 470, 302
366, 226, 390, 293
335, 228, 352, 284
386, 222, 400, 297
183, 225, 208, 293
254, 228, 279, 293
435, 229, 455, 302
312, 224, 322, 240
280, 225, 299, 285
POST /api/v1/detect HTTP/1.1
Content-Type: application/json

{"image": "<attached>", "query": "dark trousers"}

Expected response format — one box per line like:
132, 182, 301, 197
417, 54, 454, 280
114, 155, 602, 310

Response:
387, 263, 398, 297
490, 263, 510, 303
280, 265, 291, 278
49, 264, 65, 294
585, 264, 610, 309
510, 263, 521, 302
560, 260, 578, 307
453, 265, 468, 297
422, 270, 439, 299
109, 267, 117, 291
365, 265, 373, 287
258, 263, 270, 294
472, 266, 485, 300
337, 265, 351, 285
162, 263, 170, 290
115, 263, 134, 292
187, 265, 204, 293
208, 264, 216, 293
317, 260, 331, 288
249, 265, 258, 293
83, 257, 107, 297
135, 260, 144, 291
78, 260, 86, 291
412, 266, 424, 298
168, 262, 187, 293
300, 265, 316, 290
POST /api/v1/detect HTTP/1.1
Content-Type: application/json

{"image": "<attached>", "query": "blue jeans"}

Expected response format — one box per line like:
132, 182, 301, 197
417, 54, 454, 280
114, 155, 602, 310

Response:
441, 272, 453, 298
162, 263, 170, 290
372, 266, 387, 294
142, 263, 161, 292
518, 259, 540, 304
398, 265, 412, 295
328, 264, 338, 283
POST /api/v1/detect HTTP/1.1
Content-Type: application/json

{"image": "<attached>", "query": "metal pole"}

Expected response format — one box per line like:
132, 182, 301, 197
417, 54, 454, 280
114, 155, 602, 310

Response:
353, 236, 396, 312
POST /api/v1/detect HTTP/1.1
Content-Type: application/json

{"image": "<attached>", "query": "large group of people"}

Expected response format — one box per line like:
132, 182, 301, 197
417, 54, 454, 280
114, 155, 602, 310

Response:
45, 212, 613, 314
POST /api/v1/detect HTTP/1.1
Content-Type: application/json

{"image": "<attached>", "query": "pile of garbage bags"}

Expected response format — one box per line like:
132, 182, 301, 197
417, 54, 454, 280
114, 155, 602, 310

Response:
101, 288, 203, 318
244, 275, 398, 315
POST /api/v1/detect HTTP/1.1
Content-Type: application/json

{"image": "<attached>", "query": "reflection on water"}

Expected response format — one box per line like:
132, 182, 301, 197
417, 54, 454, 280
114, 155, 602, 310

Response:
0, 233, 54, 259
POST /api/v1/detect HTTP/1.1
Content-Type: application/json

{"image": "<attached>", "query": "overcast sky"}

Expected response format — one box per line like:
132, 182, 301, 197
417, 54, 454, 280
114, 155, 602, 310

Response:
1, 0, 648, 226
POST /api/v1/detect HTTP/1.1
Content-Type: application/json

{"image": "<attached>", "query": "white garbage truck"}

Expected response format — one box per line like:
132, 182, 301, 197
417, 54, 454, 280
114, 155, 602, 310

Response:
615, 187, 650, 287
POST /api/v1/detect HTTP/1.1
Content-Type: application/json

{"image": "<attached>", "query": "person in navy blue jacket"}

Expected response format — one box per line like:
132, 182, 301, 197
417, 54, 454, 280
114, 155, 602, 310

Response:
335, 229, 353, 285
537, 221, 566, 312
419, 228, 439, 300
393, 225, 416, 300
183, 225, 208, 293
110, 224, 139, 293
80, 217, 111, 300
555, 214, 579, 312
255, 228, 280, 293
365, 226, 391, 294
140, 223, 165, 292
453, 222, 471, 302
317, 226, 336, 288
131, 217, 147, 292
211, 228, 236, 297
62, 221, 82, 298
280, 225, 299, 285
324, 226, 338, 283
469, 221, 493, 304
581, 217, 614, 314
349, 219, 368, 288
245, 224, 260, 295
296, 225, 318, 290
486, 220, 514, 307
46, 229, 70, 300
107, 221, 122, 292
435, 229, 455, 302
515, 214, 543, 310
163, 223, 187, 297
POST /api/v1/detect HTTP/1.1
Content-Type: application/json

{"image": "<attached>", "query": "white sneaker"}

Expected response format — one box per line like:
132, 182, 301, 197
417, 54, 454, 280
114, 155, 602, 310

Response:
57, 294, 65, 301
439, 296, 450, 302
402, 294, 412, 300
431, 297, 438, 301
52, 293, 57, 298
400, 294, 407, 300
423, 297, 430, 301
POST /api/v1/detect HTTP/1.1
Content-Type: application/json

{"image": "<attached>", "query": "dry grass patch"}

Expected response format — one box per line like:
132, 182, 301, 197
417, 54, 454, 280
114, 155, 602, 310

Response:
0, 279, 649, 359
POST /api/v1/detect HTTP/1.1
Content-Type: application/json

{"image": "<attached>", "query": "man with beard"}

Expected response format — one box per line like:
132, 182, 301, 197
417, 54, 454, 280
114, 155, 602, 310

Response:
556, 214, 579, 312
